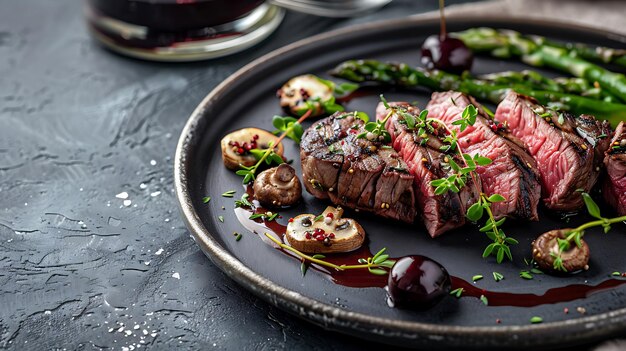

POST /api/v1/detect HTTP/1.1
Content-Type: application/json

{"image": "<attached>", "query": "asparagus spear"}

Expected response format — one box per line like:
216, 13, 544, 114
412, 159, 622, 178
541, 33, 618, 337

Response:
454, 28, 626, 68
478, 70, 618, 102
331, 59, 626, 127
453, 28, 626, 103
541, 39, 626, 69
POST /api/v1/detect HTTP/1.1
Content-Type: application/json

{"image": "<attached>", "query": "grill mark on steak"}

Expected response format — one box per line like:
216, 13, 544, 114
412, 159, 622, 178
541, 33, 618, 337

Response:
301, 111, 416, 223
426, 91, 541, 221
495, 91, 611, 211
300, 116, 347, 198
376, 102, 480, 237
331, 133, 384, 209
510, 153, 537, 218
603, 121, 626, 215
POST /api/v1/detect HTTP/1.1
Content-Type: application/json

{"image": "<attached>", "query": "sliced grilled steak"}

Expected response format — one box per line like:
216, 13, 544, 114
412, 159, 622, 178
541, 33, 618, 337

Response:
495, 91, 611, 211
603, 122, 626, 215
300, 112, 416, 223
426, 91, 541, 220
376, 102, 481, 237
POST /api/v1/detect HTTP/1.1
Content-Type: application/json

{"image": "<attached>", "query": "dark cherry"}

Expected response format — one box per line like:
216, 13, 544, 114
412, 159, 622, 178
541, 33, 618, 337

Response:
421, 35, 473, 74
387, 255, 451, 309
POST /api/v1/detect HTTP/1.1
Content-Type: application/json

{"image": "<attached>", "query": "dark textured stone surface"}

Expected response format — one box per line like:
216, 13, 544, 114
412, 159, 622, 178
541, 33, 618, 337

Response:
2, 1, 615, 350
0, 1, 482, 350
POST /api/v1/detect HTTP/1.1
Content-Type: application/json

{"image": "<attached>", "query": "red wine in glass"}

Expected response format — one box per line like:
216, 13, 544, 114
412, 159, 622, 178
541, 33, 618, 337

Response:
85, 0, 284, 61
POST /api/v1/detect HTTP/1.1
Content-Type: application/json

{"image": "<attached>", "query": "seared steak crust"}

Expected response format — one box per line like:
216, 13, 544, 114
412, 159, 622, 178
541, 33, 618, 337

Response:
300, 112, 416, 223
426, 91, 541, 220
376, 102, 481, 237
603, 122, 626, 215
495, 91, 611, 211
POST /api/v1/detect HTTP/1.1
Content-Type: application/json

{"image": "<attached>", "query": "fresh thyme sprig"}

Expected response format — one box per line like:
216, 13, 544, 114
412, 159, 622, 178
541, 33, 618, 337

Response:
250, 211, 279, 221
264, 233, 396, 276
234, 193, 253, 208
473, 193, 518, 263
235, 144, 283, 184
425, 104, 518, 263
551, 192, 626, 272
236, 110, 313, 184
356, 95, 394, 143
431, 154, 492, 195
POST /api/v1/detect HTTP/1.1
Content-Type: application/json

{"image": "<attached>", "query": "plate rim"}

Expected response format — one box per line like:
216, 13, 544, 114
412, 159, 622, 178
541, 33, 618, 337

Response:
174, 14, 626, 348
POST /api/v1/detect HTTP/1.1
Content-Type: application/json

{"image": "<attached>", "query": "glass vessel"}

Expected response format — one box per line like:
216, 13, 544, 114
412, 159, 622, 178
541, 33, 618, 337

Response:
86, 0, 284, 61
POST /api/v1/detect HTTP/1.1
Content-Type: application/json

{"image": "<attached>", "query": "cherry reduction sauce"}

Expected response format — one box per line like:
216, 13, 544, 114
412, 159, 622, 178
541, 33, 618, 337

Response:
234, 187, 626, 307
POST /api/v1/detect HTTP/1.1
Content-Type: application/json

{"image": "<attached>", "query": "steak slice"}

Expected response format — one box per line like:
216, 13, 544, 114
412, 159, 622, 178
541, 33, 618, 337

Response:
426, 91, 541, 220
376, 102, 481, 237
495, 91, 611, 211
300, 112, 416, 223
603, 122, 626, 215
300, 115, 346, 199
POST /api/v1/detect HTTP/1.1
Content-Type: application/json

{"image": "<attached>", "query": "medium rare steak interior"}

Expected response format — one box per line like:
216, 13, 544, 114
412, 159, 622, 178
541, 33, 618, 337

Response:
426, 91, 541, 220
376, 102, 481, 237
495, 91, 611, 211
603, 122, 626, 216
300, 112, 416, 223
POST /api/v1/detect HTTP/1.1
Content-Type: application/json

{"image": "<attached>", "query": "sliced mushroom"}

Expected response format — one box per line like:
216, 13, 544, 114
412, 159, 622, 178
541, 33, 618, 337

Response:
277, 74, 333, 117
532, 229, 590, 273
220, 128, 284, 171
286, 206, 365, 254
253, 164, 302, 208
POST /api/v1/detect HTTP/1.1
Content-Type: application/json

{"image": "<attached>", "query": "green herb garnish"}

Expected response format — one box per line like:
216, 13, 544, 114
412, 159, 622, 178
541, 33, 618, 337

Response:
272, 116, 304, 144
265, 233, 395, 276
550, 193, 626, 272
237, 110, 313, 184
492, 272, 504, 282
249, 211, 279, 222
519, 270, 533, 280
221, 190, 236, 198
301, 254, 325, 277
450, 288, 464, 298
234, 193, 253, 208
428, 104, 517, 263
356, 95, 393, 143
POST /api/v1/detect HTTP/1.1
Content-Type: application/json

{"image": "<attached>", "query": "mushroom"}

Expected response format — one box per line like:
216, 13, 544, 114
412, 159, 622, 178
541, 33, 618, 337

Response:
253, 164, 302, 208
532, 229, 590, 273
220, 128, 284, 171
285, 206, 365, 254
277, 74, 333, 117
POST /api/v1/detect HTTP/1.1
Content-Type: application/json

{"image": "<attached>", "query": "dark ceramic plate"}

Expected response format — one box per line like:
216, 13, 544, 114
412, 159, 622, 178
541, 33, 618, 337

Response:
175, 16, 626, 349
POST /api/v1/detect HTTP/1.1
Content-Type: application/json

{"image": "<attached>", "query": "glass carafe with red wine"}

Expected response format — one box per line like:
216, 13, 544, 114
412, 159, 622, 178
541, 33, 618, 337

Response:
85, 0, 285, 61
